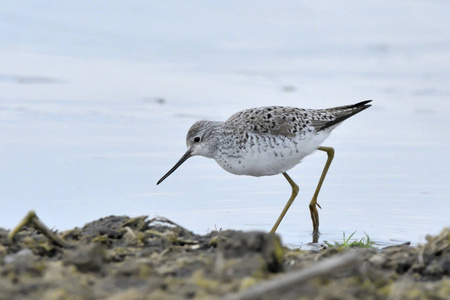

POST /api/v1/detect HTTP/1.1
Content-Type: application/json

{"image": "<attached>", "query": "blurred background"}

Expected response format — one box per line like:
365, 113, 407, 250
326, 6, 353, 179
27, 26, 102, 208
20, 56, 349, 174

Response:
1, 1, 449, 247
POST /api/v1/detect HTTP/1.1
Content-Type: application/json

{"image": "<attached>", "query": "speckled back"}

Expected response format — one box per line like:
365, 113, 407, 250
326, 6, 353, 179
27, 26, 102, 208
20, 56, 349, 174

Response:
224, 106, 328, 138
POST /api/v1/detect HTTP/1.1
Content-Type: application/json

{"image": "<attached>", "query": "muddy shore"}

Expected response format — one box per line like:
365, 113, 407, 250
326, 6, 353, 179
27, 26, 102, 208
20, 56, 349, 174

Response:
0, 215, 449, 299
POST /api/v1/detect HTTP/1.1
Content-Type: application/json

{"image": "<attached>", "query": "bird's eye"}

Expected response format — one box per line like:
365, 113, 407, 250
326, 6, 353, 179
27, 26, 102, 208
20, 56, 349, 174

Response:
193, 136, 201, 143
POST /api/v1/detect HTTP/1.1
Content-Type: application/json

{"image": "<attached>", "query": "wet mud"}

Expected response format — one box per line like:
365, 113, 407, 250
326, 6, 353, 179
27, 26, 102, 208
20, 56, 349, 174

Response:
1, 215, 449, 299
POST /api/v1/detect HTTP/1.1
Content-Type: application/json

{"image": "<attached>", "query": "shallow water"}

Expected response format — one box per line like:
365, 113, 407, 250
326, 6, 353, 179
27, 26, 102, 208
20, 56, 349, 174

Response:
1, 1, 449, 247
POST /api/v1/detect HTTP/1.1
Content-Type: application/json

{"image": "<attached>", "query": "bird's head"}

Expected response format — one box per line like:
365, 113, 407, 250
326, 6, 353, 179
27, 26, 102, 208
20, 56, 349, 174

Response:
156, 120, 218, 185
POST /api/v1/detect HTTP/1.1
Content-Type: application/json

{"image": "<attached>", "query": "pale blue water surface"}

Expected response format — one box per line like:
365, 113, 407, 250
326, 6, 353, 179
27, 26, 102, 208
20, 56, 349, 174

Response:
1, 1, 449, 247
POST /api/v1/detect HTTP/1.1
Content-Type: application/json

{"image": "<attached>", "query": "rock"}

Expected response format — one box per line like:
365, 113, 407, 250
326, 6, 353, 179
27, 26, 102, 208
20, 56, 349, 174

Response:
63, 244, 107, 273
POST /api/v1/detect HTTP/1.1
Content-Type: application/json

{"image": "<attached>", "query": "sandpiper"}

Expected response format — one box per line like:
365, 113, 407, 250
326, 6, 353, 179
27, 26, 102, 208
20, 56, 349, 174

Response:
157, 100, 372, 237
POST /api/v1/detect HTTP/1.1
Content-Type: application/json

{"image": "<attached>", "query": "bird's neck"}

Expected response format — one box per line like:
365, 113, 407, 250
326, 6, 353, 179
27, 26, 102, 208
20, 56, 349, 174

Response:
202, 121, 224, 158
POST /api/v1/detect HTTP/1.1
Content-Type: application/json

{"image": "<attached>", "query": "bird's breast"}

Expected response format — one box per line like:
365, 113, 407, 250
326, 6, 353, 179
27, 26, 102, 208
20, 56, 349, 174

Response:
213, 132, 330, 176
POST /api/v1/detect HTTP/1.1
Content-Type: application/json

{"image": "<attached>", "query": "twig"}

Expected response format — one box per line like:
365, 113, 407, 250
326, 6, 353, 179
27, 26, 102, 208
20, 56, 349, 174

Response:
8, 210, 71, 248
223, 250, 362, 300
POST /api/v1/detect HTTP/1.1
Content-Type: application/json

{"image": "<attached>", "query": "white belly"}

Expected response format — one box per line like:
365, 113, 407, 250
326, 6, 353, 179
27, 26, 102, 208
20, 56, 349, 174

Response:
214, 132, 330, 176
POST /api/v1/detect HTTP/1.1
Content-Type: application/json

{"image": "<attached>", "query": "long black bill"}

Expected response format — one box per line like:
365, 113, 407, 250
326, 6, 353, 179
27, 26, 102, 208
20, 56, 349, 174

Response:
156, 150, 192, 185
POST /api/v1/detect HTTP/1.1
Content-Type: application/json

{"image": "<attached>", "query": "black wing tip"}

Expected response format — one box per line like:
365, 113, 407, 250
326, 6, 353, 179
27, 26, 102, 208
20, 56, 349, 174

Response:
344, 99, 372, 115
318, 100, 372, 131
353, 99, 373, 108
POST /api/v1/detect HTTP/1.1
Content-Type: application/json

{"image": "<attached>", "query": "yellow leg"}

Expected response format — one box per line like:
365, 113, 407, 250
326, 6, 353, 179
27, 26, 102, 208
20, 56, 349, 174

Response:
270, 172, 299, 233
310, 146, 335, 237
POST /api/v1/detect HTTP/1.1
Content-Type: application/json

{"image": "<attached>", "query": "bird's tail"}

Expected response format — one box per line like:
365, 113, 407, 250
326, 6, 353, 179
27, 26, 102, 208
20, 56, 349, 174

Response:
318, 100, 372, 130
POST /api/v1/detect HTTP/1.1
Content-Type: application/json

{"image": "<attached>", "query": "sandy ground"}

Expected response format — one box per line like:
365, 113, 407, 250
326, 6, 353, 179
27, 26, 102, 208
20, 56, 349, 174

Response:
0, 214, 449, 299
